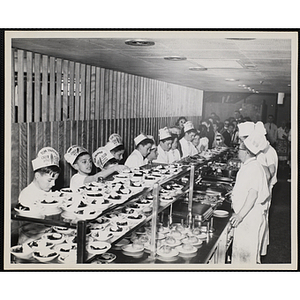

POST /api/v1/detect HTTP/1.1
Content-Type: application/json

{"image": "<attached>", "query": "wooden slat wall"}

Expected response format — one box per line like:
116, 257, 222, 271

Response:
11, 48, 204, 201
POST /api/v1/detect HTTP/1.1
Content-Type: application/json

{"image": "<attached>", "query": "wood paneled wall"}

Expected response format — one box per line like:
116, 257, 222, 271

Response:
11, 48, 203, 203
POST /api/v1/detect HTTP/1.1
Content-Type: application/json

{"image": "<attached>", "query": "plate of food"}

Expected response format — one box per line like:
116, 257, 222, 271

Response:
176, 243, 198, 256
157, 245, 179, 261
10, 244, 33, 260
53, 226, 75, 235
87, 241, 111, 255
181, 235, 203, 247
91, 230, 114, 242
213, 210, 229, 218
42, 232, 65, 244
121, 243, 144, 254
160, 195, 175, 202
14, 203, 45, 219
164, 236, 181, 247
33, 249, 59, 263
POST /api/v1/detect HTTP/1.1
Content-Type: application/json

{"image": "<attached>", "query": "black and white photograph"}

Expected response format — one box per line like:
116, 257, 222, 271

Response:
3, 29, 298, 271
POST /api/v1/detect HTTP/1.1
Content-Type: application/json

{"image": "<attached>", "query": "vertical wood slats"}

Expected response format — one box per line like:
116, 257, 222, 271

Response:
11, 48, 204, 195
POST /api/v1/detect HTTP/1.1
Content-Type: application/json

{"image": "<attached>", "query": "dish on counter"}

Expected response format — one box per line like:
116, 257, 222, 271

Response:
157, 245, 179, 259
181, 235, 203, 247
32, 249, 59, 263
121, 243, 144, 254
91, 230, 114, 242
213, 210, 229, 218
87, 241, 111, 255
42, 232, 65, 244
176, 243, 198, 255
53, 226, 75, 235
14, 203, 45, 219
10, 244, 33, 260
160, 195, 175, 202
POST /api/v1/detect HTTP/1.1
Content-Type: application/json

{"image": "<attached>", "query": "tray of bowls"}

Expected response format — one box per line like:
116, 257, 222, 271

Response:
119, 223, 208, 262
10, 227, 77, 264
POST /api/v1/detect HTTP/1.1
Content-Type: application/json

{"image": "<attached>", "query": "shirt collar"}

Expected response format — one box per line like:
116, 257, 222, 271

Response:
243, 157, 256, 166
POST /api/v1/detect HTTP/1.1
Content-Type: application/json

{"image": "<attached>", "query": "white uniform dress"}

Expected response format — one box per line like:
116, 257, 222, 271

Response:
125, 149, 148, 169
179, 137, 198, 158
70, 173, 88, 191
257, 145, 278, 255
231, 157, 270, 265
154, 144, 169, 164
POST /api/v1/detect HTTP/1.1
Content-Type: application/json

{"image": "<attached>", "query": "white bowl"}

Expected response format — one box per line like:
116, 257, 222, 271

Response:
32, 250, 59, 263
87, 241, 111, 255
91, 230, 114, 242
10, 244, 33, 260
42, 232, 65, 244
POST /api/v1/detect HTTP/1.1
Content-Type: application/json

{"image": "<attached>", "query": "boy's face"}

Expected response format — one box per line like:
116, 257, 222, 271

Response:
192, 135, 200, 147
73, 154, 93, 175
160, 140, 172, 152
186, 132, 195, 142
35, 172, 59, 192
147, 148, 158, 162
139, 143, 152, 158
113, 150, 124, 161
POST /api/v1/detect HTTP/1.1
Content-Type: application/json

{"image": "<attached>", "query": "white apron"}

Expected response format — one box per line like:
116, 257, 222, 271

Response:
231, 157, 269, 265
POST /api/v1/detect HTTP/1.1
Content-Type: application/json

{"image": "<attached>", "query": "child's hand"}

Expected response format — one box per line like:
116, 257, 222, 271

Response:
114, 165, 130, 173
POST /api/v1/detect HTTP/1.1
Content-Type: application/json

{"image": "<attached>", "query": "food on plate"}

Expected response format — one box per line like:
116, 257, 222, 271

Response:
78, 201, 88, 208
47, 233, 63, 240
183, 235, 199, 244
116, 220, 128, 226
90, 244, 108, 251
159, 245, 172, 254
169, 230, 183, 239
165, 236, 177, 245
110, 225, 123, 232
182, 243, 195, 251
33, 251, 57, 258
127, 214, 143, 220
15, 203, 30, 211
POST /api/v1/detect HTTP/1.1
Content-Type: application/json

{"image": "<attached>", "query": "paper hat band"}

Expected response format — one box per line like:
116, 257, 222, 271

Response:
134, 133, 149, 146
105, 140, 123, 151
32, 147, 60, 171
158, 127, 172, 140
92, 147, 115, 169
64, 145, 88, 165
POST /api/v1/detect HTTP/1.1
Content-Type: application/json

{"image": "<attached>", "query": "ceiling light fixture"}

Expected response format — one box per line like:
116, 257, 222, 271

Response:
164, 56, 187, 61
225, 78, 239, 82
125, 39, 155, 46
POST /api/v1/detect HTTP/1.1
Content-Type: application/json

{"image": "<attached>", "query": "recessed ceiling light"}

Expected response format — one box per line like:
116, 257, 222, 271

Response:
164, 56, 187, 61
125, 39, 155, 46
225, 78, 239, 82
189, 67, 207, 71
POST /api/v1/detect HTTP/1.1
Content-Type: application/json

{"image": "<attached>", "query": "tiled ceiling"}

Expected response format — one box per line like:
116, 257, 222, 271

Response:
12, 34, 292, 94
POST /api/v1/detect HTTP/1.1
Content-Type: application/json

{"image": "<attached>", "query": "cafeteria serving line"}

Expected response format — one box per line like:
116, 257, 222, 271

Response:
6, 31, 296, 269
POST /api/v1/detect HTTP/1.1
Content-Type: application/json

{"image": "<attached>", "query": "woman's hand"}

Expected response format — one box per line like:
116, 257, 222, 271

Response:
230, 213, 243, 228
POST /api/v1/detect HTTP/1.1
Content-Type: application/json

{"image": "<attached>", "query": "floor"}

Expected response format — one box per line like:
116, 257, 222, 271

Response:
260, 162, 292, 264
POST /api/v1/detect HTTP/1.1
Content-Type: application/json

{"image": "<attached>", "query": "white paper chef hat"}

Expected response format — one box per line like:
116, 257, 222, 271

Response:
158, 127, 172, 141
134, 133, 150, 146
32, 147, 60, 171
105, 140, 123, 152
244, 129, 268, 155
255, 121, 267, 136
64, 145, 89, 165
92, 147, 115, 169
183, 121, 195, 133
238, 121, 255, 137
108, 133, 123, 144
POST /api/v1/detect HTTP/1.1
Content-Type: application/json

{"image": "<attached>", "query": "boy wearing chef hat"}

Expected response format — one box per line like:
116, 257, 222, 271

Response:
18, 147, 61, 208
92, 146, 128, 172
105, 133, 126, 162
179, 121, 198, 158
125, 133, 154, 168
65, 145, 127, 191
17, 147, 61, 244
153, 127, 173, 164
146, 136, 158, 164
